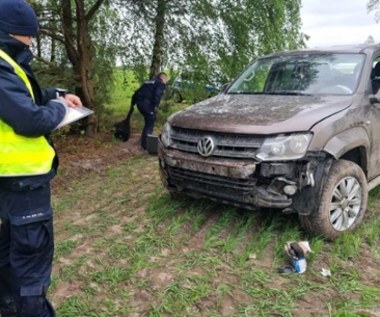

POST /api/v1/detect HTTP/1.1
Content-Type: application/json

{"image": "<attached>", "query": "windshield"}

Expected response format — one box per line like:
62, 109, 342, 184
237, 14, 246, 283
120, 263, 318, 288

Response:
227, 53, 365, 96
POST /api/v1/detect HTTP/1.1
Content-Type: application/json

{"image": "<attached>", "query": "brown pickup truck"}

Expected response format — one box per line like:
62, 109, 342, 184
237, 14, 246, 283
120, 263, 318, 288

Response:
158, 44, 380, 239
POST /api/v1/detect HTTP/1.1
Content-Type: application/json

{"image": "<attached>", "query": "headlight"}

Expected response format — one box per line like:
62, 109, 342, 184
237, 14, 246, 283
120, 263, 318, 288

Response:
161, 122, 172, 147
256, 133, 312, 161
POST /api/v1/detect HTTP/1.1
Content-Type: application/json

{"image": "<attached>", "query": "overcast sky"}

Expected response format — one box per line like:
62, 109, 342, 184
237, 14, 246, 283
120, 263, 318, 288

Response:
301, 0, 380, 47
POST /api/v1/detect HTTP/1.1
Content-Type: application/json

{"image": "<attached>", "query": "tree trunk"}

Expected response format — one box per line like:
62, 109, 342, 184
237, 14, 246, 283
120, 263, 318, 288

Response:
36, 34, 41, 58
149, 0, 167, 78
61, 0, 79, 69
60, 0, 99, 135
50, 37, 56, 63
75, 0, 97, 135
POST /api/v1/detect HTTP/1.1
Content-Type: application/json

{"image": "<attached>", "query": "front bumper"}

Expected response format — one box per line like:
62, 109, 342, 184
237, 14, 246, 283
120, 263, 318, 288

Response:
158, 139, 298, 209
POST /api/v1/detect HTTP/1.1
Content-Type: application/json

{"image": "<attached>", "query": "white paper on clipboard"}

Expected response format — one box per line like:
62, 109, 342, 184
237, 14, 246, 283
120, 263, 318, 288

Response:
55, 106, 93, 129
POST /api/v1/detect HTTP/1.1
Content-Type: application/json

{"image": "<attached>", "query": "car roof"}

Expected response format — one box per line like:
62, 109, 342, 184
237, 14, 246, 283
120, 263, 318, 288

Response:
264, 44, 380, 58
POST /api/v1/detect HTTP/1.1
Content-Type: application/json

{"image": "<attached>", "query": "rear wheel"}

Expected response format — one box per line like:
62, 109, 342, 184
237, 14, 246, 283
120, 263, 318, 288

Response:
299, 160, 367, 239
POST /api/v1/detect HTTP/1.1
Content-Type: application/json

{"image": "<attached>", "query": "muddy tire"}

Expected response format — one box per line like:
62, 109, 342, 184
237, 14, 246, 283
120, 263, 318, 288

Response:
299, 159, 367, 240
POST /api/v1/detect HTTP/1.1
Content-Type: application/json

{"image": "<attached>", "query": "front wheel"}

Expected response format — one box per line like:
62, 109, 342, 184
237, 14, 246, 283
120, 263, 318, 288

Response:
299, 160, 367, 239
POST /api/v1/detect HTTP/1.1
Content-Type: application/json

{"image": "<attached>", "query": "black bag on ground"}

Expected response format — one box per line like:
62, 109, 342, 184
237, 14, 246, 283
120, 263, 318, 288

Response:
114, 102, 135, 141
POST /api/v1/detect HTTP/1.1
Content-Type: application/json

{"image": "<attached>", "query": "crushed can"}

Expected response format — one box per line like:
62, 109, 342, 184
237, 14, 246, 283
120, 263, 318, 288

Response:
291, 257, 307, 274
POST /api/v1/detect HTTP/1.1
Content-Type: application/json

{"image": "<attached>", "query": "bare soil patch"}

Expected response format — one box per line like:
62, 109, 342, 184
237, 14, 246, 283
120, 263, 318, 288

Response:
52, 132, 143, 188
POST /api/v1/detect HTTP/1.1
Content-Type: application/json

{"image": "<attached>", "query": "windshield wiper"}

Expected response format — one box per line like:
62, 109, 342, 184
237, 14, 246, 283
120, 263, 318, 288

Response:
227, 91, 264, 95
264, 90, 312, 96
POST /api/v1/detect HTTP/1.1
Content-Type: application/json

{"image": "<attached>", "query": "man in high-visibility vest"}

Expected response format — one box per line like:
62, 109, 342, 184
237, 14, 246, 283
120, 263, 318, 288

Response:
0, 1, 82, 316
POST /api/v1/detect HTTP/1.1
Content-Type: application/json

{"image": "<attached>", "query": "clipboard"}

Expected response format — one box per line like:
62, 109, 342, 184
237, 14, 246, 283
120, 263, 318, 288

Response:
55, 106, 94, 129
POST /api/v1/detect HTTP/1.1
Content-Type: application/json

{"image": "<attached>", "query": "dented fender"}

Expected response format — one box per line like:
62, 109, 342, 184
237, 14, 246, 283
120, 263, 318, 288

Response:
323, 127, 369, 159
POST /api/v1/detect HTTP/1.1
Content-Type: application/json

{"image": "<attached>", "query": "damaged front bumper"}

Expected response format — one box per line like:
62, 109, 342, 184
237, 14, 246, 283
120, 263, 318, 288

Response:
158, 138, 329, 211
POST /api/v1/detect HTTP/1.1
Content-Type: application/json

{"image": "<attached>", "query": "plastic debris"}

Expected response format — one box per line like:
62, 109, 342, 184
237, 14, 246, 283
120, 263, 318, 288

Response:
320, 268, 331, 277
280, 241, 313, 274
247, 253, 257, 261
284, 241, 312, 258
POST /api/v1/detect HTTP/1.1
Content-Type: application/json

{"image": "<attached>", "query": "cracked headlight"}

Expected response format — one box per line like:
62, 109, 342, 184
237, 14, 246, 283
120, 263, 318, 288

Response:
256, 133, 312, 161
161, 122, 172, 147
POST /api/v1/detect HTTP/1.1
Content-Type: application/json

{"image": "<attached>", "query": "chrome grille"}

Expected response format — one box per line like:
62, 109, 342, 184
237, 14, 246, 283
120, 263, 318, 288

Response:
170, 127, 265, 158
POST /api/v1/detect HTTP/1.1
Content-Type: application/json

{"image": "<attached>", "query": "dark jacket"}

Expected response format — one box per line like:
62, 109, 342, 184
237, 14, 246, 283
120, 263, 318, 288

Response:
0, 31, 66, 188
133, 76, 166, 110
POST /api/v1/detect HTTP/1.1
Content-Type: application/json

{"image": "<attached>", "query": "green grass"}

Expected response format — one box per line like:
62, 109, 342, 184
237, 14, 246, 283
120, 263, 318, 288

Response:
50, 154, 380, 317
47, 69, 380, 316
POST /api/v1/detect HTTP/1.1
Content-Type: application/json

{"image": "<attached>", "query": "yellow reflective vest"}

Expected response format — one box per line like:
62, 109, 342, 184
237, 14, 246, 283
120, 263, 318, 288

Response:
0, 49, 55, 176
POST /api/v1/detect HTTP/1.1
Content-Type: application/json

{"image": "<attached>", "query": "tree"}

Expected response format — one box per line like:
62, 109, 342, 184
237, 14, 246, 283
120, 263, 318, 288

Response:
120, 1, 220, 80
368, 0, 380, 21
32, 0, 125, 134
150, 0, 167, 77
364, 35, 375, 44
123, 0, 305, 86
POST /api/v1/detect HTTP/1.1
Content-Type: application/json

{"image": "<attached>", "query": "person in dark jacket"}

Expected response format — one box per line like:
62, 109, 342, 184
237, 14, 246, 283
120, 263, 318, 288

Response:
132, 72, 168, 150
0, 1, 82, 316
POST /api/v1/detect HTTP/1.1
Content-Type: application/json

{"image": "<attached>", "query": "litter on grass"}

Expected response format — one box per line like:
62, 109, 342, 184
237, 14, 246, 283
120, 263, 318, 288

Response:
278, 241, 313, 274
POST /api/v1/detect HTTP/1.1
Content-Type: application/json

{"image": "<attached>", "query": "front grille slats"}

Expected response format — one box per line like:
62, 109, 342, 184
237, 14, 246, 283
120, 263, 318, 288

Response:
168, 166, 256, 192
172, 134, 199, 143
170, 127, 264, 158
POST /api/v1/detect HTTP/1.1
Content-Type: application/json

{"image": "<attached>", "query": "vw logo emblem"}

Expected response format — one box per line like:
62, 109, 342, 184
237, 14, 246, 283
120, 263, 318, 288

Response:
197, 136, 215, 157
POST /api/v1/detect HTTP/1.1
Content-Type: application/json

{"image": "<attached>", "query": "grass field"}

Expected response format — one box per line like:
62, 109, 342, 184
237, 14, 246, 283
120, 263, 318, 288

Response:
45, 69, 380, 317
49, 148, 380, 317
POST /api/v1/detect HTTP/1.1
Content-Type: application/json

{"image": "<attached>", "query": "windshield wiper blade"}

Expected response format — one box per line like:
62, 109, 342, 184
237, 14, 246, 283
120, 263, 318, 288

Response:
265, 90, 312, 96
227, 91, 264, 95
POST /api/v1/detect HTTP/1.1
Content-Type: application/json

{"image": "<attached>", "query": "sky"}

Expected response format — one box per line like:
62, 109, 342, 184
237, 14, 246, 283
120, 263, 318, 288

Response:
301, 0, 380, 48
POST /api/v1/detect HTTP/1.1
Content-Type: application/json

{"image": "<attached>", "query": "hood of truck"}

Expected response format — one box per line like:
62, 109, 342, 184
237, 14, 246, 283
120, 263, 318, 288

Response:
168, 94, 353, 134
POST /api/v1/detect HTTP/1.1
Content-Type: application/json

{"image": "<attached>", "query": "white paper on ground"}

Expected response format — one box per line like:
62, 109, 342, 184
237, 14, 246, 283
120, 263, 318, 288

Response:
55, 106, 93, 129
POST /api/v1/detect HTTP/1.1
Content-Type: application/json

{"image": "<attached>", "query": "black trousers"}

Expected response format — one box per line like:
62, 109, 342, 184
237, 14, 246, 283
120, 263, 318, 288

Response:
137, 101, 156, 149
0, 180, 55, 317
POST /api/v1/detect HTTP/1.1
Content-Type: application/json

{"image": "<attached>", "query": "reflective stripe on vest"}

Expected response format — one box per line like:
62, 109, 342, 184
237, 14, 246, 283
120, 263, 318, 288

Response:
0, 49, 55, 176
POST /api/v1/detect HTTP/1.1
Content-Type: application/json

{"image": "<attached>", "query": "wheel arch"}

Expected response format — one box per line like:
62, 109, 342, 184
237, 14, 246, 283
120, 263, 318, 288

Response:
323, 127, 369, 176
298, 159, 368, 239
